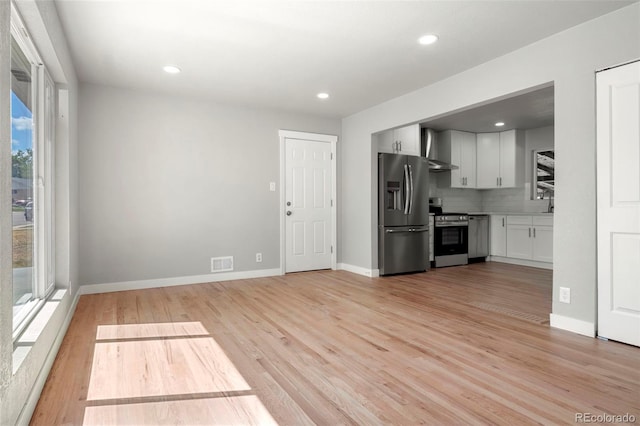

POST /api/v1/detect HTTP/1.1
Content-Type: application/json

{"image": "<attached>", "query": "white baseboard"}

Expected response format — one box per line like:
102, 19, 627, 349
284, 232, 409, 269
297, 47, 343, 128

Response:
16, 290, 81, 426
489, 256, 553, 270
549, 313, 596, 337
337, 263, 379, 277
79, 268, 282, 295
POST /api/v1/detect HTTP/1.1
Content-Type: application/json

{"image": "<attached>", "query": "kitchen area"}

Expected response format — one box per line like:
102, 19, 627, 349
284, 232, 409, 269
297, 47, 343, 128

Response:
376, 85, 555, 275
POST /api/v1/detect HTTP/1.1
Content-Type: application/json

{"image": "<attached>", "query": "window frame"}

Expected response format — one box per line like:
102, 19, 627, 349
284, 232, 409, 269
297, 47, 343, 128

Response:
531, 148, 555, 200
10, 4, 56, 340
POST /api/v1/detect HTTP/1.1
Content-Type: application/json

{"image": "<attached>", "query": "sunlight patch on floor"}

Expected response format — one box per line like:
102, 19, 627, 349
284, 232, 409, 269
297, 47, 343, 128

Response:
84, 322, 276, 425
96, 322, 209, 340
83, 395, 276, 425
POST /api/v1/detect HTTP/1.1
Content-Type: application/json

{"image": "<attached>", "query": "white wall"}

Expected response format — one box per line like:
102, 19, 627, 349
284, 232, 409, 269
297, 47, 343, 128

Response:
78, 83, 341, 286
340, 5, 640, 326
0, 1, 79, 424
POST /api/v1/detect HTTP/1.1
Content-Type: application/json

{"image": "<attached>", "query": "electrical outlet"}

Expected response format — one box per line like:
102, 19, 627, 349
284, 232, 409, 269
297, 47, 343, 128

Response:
269, 182, 276, 192
559, 287, 571, 304
256, 253, 262, 263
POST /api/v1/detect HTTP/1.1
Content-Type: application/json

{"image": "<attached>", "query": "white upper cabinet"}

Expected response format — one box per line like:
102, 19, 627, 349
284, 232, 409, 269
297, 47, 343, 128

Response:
377, 130, 395, 154
476, 133, 501, 188
439, 130, 476, 188
476, 129, 524, 189
499, 130, 524, 187
377, 124, 421, 156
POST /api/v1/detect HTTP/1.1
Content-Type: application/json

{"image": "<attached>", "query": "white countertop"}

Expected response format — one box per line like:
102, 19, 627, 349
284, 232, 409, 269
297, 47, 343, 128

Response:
467, 211, 553, 216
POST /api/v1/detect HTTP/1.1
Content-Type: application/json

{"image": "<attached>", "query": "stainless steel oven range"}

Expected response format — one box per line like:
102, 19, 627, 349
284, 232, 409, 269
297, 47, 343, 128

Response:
434, 213, 469, 267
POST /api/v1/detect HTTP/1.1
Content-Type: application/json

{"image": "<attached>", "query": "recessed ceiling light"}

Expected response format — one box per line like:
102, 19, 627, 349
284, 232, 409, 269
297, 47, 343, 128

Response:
317, 93, 329, 99
418, 34, 439, 45
495, 122, 505, 127
163, 65, 181, 74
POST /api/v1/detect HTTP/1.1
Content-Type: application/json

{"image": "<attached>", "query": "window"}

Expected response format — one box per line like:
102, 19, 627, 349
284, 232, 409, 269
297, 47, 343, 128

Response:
10, 6, 55, 337
532, 149, 555, 200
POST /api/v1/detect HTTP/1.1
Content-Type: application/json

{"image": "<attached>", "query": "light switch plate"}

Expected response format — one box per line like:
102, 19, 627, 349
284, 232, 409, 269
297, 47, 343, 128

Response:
269, 182, 276, 191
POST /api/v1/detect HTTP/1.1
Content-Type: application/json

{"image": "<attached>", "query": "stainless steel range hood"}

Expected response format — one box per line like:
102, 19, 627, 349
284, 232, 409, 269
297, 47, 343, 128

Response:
422, 128, 459, 172
428, 157, 458, 172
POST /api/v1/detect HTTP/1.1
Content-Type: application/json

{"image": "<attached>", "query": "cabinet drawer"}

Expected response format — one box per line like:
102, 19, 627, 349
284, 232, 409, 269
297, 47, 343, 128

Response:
507, 215, 532, 226
533, 216, 553, 227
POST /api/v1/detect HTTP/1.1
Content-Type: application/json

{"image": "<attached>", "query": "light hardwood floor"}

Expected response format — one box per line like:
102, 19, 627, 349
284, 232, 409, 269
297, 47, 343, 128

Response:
31, 263, 639, 425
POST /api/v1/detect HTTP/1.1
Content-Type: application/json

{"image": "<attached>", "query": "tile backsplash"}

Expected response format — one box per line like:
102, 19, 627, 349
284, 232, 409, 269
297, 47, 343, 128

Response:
429, 181, 483, 212
429, 179, 549, 213
483, 185, 549, 212
482, 187, 527, 212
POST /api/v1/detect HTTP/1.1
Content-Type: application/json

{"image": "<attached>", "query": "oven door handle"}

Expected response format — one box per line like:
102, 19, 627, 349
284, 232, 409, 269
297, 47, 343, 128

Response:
386, 227, 429, 233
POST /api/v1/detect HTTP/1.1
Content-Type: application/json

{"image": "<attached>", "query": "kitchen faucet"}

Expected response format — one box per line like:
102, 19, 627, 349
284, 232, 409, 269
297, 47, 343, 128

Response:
544, 189, 554, 213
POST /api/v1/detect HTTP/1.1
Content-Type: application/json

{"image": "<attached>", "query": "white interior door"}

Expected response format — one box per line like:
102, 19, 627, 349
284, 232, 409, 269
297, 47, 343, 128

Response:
284, 138, 332, 273
596, 60, 640, 347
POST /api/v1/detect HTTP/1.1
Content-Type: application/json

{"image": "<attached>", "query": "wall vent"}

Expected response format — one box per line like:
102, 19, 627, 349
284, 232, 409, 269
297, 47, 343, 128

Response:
211, 256, 234, 273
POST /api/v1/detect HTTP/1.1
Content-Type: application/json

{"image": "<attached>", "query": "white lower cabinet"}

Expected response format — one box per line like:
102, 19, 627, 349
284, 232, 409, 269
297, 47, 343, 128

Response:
490, 215, 507, 256
506, 224, 533, 259
504, 215, 553, 263
531, 220, 553, 262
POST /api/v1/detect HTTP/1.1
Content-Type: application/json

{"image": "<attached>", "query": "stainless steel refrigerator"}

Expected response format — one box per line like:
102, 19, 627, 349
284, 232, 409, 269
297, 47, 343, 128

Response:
378, 153, 430, 275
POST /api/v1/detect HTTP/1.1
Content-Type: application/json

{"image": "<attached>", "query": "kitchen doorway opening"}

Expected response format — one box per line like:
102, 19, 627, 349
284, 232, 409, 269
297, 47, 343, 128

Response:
371, 83, 556, 322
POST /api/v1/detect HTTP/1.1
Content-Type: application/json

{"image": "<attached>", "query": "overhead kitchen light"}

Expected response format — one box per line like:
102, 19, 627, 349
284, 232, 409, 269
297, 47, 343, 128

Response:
163, 65, 181, 74
495, 121, 505, 127
418, 34, 439, 45
317, 93, 330, 99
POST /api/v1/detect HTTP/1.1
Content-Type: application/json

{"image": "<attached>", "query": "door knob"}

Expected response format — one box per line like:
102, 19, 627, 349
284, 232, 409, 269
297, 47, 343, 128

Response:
286, 201, 291, 206
286, 211, 292, 216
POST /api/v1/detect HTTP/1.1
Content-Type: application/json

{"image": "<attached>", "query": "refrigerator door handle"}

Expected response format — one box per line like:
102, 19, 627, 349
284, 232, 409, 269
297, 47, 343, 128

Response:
403, 164, 410, 215
408, 164, 414, 215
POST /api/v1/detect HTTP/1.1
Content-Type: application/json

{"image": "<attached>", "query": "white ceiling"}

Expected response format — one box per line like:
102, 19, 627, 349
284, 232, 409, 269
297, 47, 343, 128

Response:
421, 85, 555, 133
53, 0, 633, 119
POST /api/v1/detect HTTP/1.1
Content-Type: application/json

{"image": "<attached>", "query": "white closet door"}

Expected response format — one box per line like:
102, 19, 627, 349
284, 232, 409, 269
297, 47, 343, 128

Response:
596, 61, 640, 347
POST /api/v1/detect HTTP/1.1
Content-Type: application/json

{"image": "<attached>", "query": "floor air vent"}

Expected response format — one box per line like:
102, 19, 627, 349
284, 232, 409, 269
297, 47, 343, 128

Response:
469, 302, 549, 325
211, 256, 234, 273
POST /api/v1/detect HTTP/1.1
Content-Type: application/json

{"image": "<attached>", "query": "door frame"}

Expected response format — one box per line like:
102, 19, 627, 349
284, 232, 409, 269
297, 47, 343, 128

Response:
279, 130, 338, 274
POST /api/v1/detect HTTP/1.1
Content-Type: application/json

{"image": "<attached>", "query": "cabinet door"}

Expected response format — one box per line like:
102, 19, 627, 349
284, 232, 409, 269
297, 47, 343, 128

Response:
449, 132, 464, 188
377, 130, 395, 154
395, 124, 421, 156
439, 130, 475, 188
468, 217, 478, 258
499, 130, 518, 187
532, 225, 553, 263
476, 133, 500, 188
460, 131, 477, 187
506, 224, 533, 260
490, 215, 507, 256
